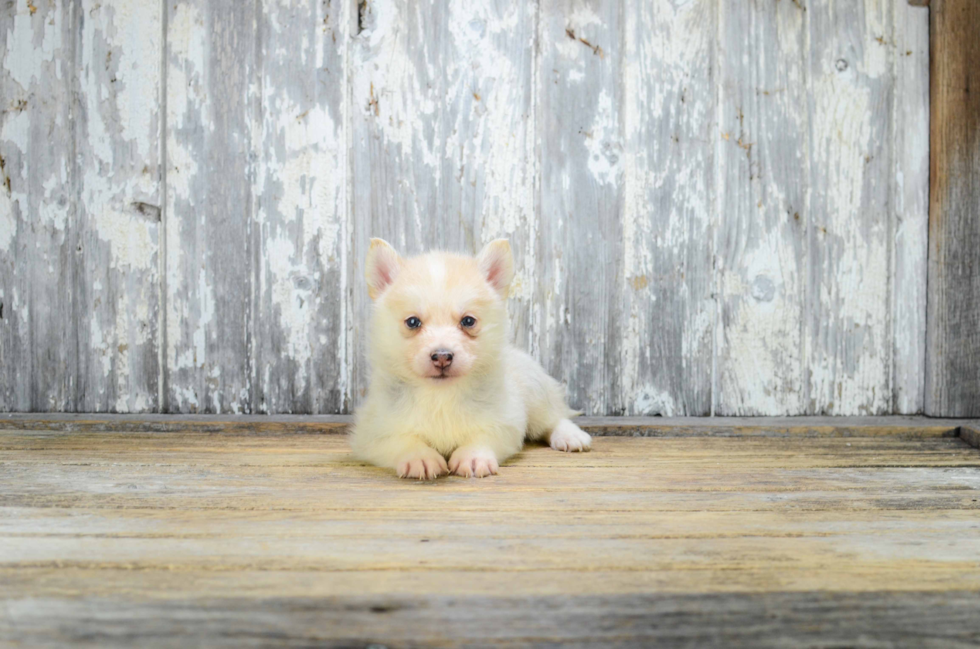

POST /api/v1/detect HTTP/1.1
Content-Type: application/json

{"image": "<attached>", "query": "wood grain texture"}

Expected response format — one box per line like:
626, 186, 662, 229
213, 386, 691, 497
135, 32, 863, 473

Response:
164, 0, 256, 413
925, 0, 980, 417
251, 0, 349, 414
3, 591, 979, 649
960, 425, 980, 450
2, 412, 977, 438
1, 425, 979, 646
349, 0, 538, 397
891, 2, 929, 414
806, 0, 894, 415
716, 0, 806, 415
0, 0, 76, 411
74, 0, 163, 412
1, 0, 936, 416
537, 0, 626, 414
621, 0, 714, 416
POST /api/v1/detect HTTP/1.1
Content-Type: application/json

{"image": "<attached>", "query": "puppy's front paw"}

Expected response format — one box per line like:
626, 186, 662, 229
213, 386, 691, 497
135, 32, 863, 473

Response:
550, 420, 592, 452
448, 447, 499, 478
396, 447, 448, 480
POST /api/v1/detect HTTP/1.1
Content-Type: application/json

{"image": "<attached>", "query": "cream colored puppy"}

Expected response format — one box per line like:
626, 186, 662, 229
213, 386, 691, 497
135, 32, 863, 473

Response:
351, 238, 592, 479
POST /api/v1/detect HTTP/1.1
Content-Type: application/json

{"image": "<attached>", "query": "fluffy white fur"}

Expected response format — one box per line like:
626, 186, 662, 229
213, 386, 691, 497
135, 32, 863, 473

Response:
351, 238, 592, 479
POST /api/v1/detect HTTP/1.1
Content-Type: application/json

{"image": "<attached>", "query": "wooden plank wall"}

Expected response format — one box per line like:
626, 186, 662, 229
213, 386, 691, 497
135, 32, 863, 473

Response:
0, 0, 931, 416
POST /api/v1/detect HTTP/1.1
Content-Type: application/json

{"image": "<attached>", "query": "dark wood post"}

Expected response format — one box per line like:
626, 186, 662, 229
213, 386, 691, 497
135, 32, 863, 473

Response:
926, 0, 980, 416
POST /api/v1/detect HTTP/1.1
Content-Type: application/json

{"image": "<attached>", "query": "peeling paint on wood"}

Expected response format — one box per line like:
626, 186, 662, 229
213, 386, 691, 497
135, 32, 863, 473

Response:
0, 0, 932, 416
806, 0, 896, 415
252, 0, 349, 414
716, 0, 806, 416
538, 0, 626, 415
0, 0, 76, 411
622, 0, 714, 416
165, 0, 255, 414
75, 0, 162, 412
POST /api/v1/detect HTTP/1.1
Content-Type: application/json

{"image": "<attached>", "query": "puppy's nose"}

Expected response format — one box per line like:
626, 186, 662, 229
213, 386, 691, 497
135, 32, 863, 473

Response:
430, 350, 453, 369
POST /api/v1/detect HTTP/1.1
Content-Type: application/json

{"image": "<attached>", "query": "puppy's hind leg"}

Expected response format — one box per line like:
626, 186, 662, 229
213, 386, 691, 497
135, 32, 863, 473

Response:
509, 347, 591, 452
547, 418, 592, 452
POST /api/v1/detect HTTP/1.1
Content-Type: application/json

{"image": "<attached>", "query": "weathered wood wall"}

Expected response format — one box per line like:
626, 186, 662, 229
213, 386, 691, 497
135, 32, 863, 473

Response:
0, 0, 930, 416
925, 0, 980, 417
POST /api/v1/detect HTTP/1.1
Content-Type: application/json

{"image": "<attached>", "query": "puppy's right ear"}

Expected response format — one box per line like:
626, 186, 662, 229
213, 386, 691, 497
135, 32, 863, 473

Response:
365, 238, 402, 300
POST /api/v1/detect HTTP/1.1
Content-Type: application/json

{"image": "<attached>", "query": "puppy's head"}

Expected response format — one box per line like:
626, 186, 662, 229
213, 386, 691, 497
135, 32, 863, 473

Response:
365, 238, 514, 384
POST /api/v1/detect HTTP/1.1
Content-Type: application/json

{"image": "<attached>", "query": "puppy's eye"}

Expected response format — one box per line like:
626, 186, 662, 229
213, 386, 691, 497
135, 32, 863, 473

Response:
460, 316, 477, 328
405, 316, 422, 329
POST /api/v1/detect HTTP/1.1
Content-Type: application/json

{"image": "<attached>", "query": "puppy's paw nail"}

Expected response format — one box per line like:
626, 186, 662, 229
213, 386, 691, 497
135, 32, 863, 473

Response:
448, 448, 499, 478
550, 422, 592, 453
396, 450, 448, 480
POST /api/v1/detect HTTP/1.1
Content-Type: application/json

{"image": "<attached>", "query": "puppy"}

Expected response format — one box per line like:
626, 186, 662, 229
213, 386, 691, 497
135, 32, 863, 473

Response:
351, 238, 592, 479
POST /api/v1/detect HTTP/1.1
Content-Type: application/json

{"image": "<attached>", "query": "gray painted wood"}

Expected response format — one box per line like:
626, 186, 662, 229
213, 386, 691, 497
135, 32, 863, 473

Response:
164, 0, 256, 413
620, 0, 715, 416
891, 2, 929, 414
717, 1, 929, 417
925, 0, 980, 417
537, 0, 626, 415
806, 0, 896, 415
74, 0, 163, 412
0, 0, 935, 416
716, 0, 806, 415
0, 1, 76, 412
251, 0, 349, 414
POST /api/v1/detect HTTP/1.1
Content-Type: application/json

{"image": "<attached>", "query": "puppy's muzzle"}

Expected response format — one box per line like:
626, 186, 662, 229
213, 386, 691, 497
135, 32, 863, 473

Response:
430, 350, 454, 370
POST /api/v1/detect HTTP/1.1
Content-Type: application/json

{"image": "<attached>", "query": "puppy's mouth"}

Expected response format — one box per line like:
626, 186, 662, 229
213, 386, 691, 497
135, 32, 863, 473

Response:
426, 368, 461, 381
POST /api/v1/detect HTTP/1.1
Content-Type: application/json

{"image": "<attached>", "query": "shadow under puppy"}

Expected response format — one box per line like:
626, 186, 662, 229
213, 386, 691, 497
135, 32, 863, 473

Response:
351, 238, 592, 479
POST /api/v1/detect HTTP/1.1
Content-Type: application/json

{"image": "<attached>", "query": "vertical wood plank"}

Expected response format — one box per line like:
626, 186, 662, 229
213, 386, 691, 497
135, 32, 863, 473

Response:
806, 0, 893, 415
716, 0, 806, 416
620, 0, 714, 416
74, 0, 162, 412
0, 0, 75, 411
536, 0, 624, 415
890, 2, 928, 414
349, 0, 537, 400
251, 0, 349, 414
165, 0, 256, 413
926, 0, 980, 416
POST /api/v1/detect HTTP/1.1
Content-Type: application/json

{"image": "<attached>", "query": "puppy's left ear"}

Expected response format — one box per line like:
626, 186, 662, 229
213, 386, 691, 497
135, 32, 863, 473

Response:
477, 239, 514, 297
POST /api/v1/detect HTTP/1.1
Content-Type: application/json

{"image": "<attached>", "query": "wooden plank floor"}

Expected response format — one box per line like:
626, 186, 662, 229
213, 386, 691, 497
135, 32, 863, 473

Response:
1, 417, 980, 647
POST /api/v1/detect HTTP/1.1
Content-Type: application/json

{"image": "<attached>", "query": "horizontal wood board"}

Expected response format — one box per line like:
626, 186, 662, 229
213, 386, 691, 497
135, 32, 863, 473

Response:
2, 422, 980, 646
2, 413, 978, 438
